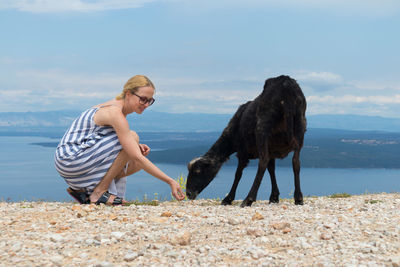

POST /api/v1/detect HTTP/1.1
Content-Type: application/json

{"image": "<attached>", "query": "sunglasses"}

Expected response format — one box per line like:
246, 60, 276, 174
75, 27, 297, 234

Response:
131, 92, 155, 106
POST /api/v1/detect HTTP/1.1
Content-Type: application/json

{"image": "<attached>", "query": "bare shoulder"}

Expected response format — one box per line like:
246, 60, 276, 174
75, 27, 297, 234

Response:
94, 105, 125, 127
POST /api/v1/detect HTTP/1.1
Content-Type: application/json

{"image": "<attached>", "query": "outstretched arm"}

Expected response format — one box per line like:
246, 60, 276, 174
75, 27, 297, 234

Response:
97, 106, 185, 200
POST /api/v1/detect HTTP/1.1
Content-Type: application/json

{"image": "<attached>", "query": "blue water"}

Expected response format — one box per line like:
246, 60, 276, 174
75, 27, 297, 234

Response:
0, 136, 399, 202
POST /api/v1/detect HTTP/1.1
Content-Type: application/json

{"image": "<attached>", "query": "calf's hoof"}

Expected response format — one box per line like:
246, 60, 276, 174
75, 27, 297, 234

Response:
269, 195, 280, 204
295, 199, 304, 205
221, 197, 233, 206
240, 198, 254, 207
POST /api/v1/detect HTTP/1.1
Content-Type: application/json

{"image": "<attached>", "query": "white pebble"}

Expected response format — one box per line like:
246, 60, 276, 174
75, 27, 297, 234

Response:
124, 252, 139, 262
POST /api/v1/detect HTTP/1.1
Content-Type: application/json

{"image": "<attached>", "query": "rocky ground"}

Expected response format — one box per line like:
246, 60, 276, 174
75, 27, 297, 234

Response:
1, 193, 400, 266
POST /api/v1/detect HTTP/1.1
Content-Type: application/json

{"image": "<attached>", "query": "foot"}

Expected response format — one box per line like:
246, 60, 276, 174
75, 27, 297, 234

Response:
90, 191, 122, 205
89, 190, 107, 203
67, 187, 90, 204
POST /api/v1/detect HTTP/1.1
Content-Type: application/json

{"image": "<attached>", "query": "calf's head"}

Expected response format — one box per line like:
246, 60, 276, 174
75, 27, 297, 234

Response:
186, 156, 220, 200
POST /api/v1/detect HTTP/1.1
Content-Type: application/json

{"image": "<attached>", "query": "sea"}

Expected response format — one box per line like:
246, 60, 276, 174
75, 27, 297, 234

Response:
0, 136, 399, 202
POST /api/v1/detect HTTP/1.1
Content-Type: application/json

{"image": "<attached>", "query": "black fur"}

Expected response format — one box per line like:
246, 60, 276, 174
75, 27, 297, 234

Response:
186, 75, 307, 207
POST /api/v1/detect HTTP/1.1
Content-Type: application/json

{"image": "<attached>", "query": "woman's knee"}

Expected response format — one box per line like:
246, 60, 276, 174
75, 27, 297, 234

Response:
130, 130, 139, 143
115, 160, 142, 178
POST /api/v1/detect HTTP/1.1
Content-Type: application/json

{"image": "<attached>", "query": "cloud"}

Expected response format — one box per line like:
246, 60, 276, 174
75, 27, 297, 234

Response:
306, 95, 400, 118
308, 94, 400, 105
155, 72, 400, 117
294, 71, 343, 84
1, 68, 400, 118
2, 0, 399, 16
176, 0, 400, 17
0, 0, 156, 13
305, 86, 400, 117
0, 69, 128, 112
268, 69, 400, 117
155, 76, 261, 105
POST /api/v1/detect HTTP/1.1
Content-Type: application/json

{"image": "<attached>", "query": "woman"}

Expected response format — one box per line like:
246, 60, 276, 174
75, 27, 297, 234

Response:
54, 75, 185, 204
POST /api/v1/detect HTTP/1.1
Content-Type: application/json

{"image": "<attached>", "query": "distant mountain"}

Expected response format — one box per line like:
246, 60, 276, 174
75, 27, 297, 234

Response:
31, 129, 400, 169
0, 110, 79, 127
0, 110, 230, 133
307, 114, 400, 132
0, 110, 400, 133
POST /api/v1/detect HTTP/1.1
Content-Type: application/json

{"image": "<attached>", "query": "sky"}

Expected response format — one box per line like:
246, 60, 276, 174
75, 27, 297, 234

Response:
1, 0, 400, 117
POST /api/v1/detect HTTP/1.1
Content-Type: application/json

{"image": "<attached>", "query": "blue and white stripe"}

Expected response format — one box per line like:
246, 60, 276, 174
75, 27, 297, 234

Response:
54, 107, 125, 196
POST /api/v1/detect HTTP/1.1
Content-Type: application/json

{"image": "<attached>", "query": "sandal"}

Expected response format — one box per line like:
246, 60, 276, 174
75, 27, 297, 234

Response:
67, 187, 90, 204
95, 191, 123, 206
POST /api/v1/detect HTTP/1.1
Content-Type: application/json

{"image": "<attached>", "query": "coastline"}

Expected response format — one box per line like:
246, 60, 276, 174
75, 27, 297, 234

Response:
1, 193, 399, 266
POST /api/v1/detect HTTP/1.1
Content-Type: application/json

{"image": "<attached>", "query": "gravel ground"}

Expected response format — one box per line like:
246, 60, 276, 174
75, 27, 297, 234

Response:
1, 193, 400, 266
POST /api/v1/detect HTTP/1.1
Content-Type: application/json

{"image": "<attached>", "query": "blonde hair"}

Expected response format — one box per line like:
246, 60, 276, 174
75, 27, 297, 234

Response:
116, 75, 155, 100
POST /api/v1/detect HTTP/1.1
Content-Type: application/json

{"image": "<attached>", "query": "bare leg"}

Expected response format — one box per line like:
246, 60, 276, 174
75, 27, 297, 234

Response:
89, 149, 130, 203
115, 159, 142, 179
90, 131, 141, 203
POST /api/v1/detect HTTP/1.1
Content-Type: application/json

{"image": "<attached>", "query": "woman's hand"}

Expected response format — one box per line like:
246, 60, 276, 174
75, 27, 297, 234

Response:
139, 144, 150, 156
170, 180, 185, 201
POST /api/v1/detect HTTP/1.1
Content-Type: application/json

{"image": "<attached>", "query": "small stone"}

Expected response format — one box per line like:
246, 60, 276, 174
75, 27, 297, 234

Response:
57, 226, 70, 231
228, 218, 240, 225
269, 222, 291, 230
282, 227, 292, 234
94, 261, 113, 267
85, 239, 95, 245
299, 238, 312, 249
246, 227, 264, 237
320, 233, 332, 240
49, 234, 64, 243
71, 205, 81, 211
111, 231, 125, 240
176, 212, 185, 218
161, 211, 172, 217
100, 238, 111, 244
50, 255, 63, 266
11, 242, 22, 252
80, 253, 89, 259
252, 212, 264, 221
166, 251, 179, 258
150, 217, 168, 223
170, 231, 191, 246
124, 252, 139, 262
390, 256, 400, 267
109, 214, 117, 220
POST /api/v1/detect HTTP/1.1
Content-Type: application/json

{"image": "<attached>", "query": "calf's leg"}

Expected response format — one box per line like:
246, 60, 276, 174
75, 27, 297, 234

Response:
222, 158, 249, 205
292, 149, 304, 205
267, 159, 280, 203
241, 155, 268, 207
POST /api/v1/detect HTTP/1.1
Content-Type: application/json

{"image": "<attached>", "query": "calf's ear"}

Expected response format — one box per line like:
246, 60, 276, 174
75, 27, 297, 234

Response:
188, 157, 202, 170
